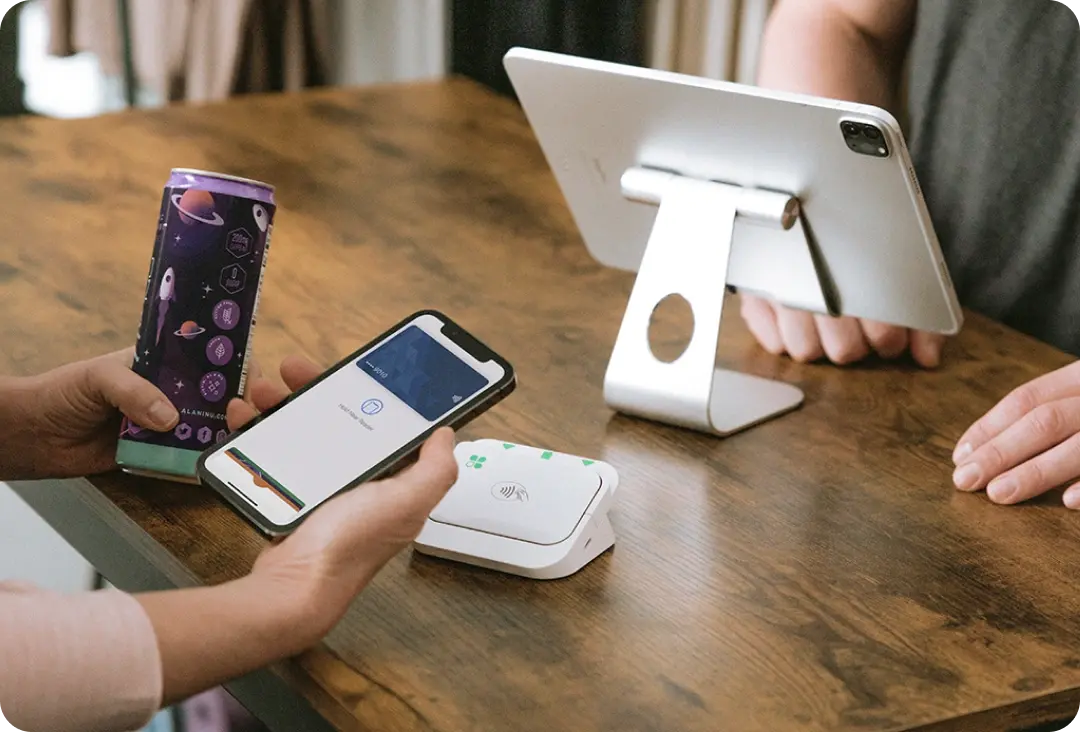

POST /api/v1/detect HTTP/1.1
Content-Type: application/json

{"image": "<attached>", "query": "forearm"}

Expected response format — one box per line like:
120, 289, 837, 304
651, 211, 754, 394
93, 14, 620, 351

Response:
757, 0, 912, 111
137, 575, 319, 705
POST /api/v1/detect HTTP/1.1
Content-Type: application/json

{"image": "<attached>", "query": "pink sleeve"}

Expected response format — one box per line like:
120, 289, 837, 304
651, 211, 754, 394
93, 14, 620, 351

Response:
0, 583, 163, 732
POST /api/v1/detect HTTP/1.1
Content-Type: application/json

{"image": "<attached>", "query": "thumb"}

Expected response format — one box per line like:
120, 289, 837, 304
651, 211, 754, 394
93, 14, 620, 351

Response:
86, 352, 179, 431
333, 427, 458, 529
392, 427, 459, 508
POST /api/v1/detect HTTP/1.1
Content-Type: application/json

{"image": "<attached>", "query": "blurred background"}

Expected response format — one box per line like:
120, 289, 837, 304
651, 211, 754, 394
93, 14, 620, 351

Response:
0, 1, 771, 730
0, 0, 774, 119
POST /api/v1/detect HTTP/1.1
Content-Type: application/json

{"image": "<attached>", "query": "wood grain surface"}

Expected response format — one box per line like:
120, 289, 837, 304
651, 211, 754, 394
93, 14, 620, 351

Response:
1, 79, 1079, 732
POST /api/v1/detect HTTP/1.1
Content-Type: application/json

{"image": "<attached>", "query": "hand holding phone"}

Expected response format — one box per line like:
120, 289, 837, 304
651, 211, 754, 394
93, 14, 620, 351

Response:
198, 311, 515, 535
134, 366, 459, 695
249, 427, 458, 630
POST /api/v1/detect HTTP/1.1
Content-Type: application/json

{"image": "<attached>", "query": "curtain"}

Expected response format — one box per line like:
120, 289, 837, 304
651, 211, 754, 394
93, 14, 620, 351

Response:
45, 0, 332, 104
450, 0, 647, 98
0, 1, 28, 116
644, 0, 774, 83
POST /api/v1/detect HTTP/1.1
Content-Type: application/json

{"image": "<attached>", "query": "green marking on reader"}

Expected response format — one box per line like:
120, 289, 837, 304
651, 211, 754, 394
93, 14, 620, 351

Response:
503, 443, 516, 449
582, 459, 595, 466
540, 451, 553, 460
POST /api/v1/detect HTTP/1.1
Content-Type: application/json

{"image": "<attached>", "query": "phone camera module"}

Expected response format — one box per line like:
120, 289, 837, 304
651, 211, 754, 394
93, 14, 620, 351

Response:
841, 120, 890, 158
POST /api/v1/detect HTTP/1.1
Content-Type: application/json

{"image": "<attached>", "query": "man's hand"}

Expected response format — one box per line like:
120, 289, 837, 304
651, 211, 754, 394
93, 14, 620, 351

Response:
1, 349, 179, 480
952, 361, 1080, 509
740, 294, 947, 367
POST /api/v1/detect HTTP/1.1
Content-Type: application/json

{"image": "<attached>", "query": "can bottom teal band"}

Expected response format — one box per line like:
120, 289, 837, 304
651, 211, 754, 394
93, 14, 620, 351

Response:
116, 441, 201, 480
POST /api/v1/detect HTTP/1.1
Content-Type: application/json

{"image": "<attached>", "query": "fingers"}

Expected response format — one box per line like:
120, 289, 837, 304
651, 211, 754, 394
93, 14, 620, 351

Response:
242, 359, 265, 402
280, 355, 323, 392
1064, 482, 1080, 510
106, 347, 138, 366
226, 398, 259, 432
953, 397, 1080, 495
86, 356, 178, 431
243, 356, 324, 414
249, 379, 292, 414
776, 307, 824, 363
910, 331, 946, 369
740, 295, 784, 355
814, 314, 869, 365
320, 428, 458, 539
861, 321, 910, 360
980, 431, 1080, 505
953, 362, 1080, 463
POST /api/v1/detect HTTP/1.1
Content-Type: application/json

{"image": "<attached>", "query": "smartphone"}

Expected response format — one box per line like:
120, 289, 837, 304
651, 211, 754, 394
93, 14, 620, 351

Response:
116, 169, 276, 482
196, 311, 516, 536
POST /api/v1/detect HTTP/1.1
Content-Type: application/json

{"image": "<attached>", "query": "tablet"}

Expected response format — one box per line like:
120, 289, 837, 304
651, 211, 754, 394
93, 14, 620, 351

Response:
503, 48, 963, 335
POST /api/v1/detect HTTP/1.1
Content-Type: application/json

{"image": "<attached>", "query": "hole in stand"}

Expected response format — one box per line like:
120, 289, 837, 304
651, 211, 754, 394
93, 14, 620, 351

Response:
648, 294, 695, 363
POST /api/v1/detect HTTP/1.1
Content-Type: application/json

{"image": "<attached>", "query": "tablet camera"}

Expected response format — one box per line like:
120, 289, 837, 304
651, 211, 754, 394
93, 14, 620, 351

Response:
841, 120, 890, 158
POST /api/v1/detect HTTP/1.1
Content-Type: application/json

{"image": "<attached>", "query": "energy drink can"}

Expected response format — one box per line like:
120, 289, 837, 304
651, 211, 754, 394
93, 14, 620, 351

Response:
116, 169, 276, 482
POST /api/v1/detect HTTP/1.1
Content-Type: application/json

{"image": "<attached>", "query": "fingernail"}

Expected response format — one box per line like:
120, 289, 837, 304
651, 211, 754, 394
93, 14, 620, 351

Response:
953, 443, 973, 464
952, 463, 981, 492
149, 400, 178, 429
987, 479, 1017, 504
1064, 489, 1080, 511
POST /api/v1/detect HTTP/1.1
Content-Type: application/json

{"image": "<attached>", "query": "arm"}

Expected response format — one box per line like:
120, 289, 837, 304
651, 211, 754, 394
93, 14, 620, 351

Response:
136, 577, 321, 705
0, 586, 164, 732
757, 0, 916, 109
0, 578, 318, 732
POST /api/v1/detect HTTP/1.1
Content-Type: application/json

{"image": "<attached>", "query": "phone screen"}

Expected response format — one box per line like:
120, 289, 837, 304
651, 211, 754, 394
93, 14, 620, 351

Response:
200, 314, 507, 528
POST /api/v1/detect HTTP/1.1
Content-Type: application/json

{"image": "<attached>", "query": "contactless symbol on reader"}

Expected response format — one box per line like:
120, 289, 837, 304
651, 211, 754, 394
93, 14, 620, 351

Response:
491, 481, 529, 503
360, 399, 383, 416
465, 455, 487, 469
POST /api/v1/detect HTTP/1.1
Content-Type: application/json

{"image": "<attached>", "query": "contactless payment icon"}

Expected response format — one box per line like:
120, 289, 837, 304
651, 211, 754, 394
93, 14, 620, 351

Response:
491, 481, 529, 502
361, 399, 383, 415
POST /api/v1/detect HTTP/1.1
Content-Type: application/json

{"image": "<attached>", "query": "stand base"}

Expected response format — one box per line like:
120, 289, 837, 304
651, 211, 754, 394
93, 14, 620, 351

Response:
707, 369, 804, 436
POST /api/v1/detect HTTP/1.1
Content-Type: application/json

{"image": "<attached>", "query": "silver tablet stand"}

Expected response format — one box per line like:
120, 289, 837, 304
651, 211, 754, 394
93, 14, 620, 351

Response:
604, 167, 831, 437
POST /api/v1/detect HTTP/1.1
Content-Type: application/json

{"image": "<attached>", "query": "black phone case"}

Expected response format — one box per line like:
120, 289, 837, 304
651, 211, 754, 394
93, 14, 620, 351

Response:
195, 310, 516, 536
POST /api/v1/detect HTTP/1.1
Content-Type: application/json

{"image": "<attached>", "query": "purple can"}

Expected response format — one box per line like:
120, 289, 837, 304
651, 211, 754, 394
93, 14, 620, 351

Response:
117, 169, 276, 480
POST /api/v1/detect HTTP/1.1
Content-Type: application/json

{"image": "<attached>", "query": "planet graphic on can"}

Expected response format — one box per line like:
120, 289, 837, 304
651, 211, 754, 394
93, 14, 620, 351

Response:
171, 189, 225, 226
174, 320, 207, 339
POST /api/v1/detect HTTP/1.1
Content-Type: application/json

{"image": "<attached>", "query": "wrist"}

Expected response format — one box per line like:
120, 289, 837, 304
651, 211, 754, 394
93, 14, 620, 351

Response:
234, 572, 329, 655
137, 575, 329, 704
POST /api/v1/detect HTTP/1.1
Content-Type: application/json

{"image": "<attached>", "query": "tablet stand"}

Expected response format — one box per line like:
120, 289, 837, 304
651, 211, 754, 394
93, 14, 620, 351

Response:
604, 167, 830, 436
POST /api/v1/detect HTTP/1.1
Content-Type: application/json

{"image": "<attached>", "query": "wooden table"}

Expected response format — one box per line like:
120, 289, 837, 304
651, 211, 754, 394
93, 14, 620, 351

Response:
2, 79, 1079, 732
